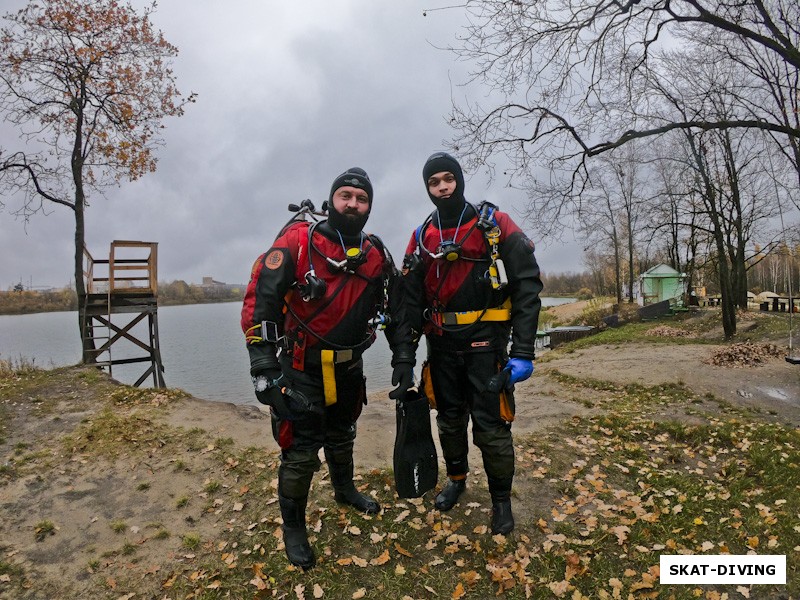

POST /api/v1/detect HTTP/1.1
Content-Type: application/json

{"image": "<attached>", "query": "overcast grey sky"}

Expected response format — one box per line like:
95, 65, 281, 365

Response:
0, 0, 585, 290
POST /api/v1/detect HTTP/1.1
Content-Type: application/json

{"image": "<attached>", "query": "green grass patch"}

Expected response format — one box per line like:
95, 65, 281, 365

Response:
181, 534, 202, 550
110, 520, 128, 534
120, 541, 138, 556
108, 385, 188, 407
203, 480, 221, 494
76, 368, 106, 384
62, 407, 171, 459
34, 520, 56, 541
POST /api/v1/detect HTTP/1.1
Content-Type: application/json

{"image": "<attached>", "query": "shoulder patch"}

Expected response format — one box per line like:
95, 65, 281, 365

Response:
264, 249, 285, 270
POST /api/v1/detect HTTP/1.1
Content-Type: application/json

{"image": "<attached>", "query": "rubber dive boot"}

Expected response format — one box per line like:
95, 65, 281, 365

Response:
278, 494, 316, 569
490, 491, 515, 535
434, 478, 466, 511
328, 460, 380, 514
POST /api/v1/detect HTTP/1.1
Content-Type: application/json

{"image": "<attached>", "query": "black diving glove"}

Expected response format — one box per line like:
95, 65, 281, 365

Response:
389, 364, 414, 400
252, 369, 292, 419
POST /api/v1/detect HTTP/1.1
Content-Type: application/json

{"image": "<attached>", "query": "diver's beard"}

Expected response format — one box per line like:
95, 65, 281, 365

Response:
327, 207, 369, 236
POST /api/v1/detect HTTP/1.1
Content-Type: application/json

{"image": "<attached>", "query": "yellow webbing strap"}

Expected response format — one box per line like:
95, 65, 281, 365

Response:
321, 349, 338, 406
442, 298, 512, 325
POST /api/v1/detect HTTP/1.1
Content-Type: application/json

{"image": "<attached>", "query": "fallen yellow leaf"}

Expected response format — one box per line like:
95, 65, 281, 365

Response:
452, 582, 466, 599
460, 570, 481, 585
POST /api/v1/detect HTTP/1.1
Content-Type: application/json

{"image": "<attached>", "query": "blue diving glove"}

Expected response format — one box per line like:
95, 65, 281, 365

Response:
505, 358, 534, 385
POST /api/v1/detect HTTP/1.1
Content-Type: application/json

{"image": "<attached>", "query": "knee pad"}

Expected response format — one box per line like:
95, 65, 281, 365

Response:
323, 429, 357, 461
436, 413, 469, 438
473, 429, 515, 481
279, 450, 321, 499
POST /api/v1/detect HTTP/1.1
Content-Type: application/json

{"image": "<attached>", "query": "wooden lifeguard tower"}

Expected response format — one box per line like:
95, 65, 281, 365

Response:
81, 240, 166, 388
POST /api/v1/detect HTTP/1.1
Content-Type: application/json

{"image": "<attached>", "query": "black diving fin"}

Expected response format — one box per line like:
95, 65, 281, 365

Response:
393, 388, 438, 499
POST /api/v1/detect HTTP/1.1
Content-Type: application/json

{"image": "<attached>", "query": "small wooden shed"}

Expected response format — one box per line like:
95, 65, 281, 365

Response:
638, 264, 687, 306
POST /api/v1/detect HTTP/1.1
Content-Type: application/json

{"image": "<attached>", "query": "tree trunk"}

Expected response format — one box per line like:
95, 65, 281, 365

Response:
71, 97, 92, 363
613, 233, 623, 304
75, 201, 93, 363
689, 134, 736, 338
627, 227, 635, 303
713, 227, 737, 339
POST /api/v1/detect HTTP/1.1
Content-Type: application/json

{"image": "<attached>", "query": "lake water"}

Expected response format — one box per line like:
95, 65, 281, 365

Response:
0, 298, 575, 405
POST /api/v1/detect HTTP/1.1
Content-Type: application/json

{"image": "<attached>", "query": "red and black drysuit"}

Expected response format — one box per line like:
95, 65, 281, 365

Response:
402, 203, 543, 496
242, 220, 413, 500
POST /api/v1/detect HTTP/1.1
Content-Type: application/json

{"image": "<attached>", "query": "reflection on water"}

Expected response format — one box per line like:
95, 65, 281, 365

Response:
0, 298, 574, 405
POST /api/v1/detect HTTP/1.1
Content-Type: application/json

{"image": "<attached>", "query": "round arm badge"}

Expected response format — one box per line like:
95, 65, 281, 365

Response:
264, 249, 285, 270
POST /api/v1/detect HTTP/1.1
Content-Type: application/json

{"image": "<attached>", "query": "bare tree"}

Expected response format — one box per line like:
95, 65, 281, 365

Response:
578, 167, 624, 303
614, 150, 649, 303
648, 143, 708, 294
447, 0, 799, 173
575, 145, 649, 303
0, 0, 195, 361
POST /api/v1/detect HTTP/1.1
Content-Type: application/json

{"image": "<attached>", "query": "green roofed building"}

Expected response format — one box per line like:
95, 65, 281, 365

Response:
638, 264, 688, 307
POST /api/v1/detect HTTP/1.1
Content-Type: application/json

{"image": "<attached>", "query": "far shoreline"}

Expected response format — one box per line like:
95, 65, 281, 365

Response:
0, 295, 580, 317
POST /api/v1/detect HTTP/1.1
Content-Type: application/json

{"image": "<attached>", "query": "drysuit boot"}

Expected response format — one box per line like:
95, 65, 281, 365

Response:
434, 478, 466, 511
490, 489, 515, 535
327, 459, 380, 514
278, 494, 315, 569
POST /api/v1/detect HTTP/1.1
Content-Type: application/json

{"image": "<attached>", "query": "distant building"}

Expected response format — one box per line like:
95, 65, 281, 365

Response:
200, 277, 245, 296
202, 276, 226, 287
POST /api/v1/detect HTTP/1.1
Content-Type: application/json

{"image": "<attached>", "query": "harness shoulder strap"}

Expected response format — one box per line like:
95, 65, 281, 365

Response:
415, 213, 434, 244
476, 200, 499, 231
